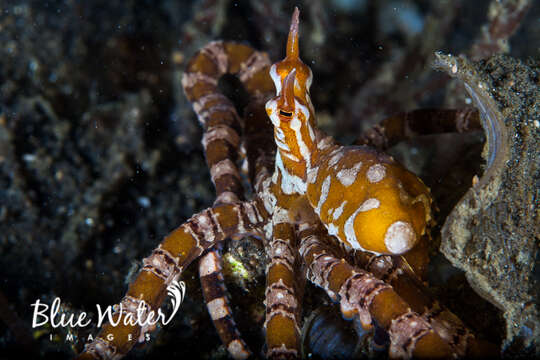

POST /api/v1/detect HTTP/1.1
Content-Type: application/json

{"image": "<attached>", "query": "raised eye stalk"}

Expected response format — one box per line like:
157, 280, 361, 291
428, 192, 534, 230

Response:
277, 69, 297, 118
286, 7, 300, 60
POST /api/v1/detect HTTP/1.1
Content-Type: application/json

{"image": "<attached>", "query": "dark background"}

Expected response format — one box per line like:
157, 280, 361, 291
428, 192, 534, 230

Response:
0, 0, 538, 358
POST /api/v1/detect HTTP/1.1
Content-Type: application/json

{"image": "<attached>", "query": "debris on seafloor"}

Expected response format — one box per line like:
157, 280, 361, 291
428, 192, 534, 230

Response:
0, 1, 538, 358
434, 53, 539, 356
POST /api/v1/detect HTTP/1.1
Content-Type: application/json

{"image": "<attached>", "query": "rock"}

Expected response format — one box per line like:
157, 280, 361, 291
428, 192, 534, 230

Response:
434, 53, 539, 356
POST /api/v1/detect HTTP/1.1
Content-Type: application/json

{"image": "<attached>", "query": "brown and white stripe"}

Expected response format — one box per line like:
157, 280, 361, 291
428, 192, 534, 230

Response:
358, 253, 474, 357
297, 222, 457, 359
77, 202, 266, 360
264, 219, 302, 359
182, 40, 277, 360
183, 41, 272, 202
199, 248, 251, 359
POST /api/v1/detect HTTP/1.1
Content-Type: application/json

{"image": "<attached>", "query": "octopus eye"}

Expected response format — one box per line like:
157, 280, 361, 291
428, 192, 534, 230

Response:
279, 110, 293, 117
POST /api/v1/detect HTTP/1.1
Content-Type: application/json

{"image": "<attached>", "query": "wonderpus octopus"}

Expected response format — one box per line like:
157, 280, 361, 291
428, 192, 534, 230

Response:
76, 7, 497, 359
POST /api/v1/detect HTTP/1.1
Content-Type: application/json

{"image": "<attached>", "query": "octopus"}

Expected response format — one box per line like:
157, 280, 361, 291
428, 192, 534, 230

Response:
75, 7, 501, 360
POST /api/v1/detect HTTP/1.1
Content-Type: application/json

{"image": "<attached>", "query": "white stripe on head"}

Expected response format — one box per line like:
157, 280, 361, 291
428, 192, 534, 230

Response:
269, 64, 282, 95
290, 99, 312, 166
265, 99, 281, 127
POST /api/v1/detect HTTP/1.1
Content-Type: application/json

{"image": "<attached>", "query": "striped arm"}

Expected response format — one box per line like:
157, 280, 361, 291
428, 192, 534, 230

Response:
183, 40, 275, 358
197, 175, 253, 359
264, 209, 302, 359
182, 41, 272, 204
356, 252, 498, 357
76, 201, 266, 360
188, 42, 250, 359
199, 246, 251, 359
355, 108, 481, 152
297, 223, 455, 359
